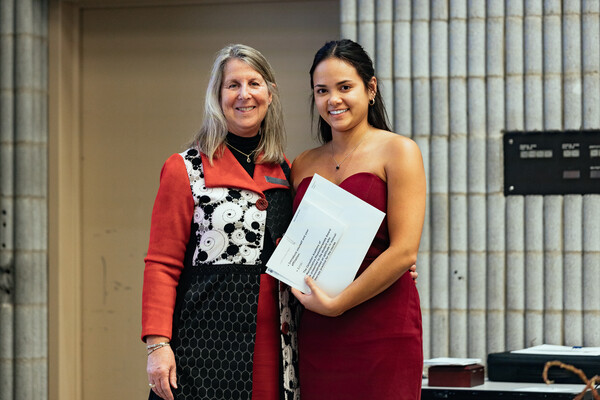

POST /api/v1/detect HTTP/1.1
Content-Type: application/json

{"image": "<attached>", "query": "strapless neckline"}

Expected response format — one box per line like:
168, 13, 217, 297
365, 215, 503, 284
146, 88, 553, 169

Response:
296, 172, 385, 192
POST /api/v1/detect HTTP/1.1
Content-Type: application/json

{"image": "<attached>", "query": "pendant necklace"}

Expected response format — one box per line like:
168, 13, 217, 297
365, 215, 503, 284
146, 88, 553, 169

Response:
330, 132, 369, 171
227, 143, 256, 163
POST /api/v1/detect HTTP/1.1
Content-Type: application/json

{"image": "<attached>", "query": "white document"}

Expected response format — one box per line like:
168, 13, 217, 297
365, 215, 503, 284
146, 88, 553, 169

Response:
266, 173, 385, 297
423, 357, 482, 366
511, 344, 600, 356
517, 386, 585, 393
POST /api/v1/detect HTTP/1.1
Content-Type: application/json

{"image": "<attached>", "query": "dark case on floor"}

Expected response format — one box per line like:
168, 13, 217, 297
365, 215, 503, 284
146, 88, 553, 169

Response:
428, 364, 485, 387
487, 351, 600, 384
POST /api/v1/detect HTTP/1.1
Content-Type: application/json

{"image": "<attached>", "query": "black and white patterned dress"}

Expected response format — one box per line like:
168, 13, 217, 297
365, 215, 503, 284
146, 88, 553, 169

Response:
143, 147, 300, 400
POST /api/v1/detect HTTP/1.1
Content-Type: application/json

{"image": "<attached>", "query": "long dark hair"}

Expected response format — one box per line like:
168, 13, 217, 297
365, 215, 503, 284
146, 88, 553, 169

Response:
309, 39, 391, 143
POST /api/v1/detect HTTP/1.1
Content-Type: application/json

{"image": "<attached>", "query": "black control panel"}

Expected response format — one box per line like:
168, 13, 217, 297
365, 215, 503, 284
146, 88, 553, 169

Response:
503, 130, 600, 195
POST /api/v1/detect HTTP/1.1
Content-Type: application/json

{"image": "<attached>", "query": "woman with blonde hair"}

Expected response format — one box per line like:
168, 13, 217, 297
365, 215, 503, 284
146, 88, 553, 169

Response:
141, 44, 300, 400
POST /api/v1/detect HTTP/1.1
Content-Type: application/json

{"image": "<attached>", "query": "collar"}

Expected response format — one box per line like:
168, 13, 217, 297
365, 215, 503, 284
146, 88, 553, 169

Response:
201, 147, 290, 196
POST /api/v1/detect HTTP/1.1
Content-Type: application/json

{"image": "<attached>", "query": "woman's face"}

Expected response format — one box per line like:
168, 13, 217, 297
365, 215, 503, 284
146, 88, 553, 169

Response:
220, 58, 272, 137
312, 57, 375, 135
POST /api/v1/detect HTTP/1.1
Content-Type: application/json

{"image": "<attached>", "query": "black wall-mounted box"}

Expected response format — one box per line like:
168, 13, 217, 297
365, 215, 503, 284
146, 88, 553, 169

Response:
503, 130, 600, 195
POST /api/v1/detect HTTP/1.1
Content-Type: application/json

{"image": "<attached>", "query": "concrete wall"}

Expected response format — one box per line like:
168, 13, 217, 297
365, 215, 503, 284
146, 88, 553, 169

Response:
341, 0, 600, 362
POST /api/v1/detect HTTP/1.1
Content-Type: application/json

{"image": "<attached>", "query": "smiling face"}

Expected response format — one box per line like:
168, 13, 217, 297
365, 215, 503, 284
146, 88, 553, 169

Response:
312, 57, 376, 136
220, 58, 272, 137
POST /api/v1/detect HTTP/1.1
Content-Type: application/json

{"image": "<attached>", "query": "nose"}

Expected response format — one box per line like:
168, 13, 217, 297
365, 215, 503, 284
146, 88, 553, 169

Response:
328, 92, 342, 106
238, 83, 251, 100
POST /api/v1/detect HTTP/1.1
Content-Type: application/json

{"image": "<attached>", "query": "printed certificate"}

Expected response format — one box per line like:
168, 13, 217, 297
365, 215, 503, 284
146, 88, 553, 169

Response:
266, 173, 385, 296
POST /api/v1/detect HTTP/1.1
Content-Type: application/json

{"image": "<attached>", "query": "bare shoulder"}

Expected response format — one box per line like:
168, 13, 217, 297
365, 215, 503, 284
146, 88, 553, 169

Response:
372, 131, 424, 183
379, 131, 420, 153
378, 131, 422, 165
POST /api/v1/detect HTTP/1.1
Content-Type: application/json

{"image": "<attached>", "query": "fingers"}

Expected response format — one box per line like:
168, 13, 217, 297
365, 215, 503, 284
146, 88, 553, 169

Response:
291, 287, 301, 298
169, 363, 178, 390
157, 373, 174, 400
304, 275, 317, 291
291, 287, 308, 305
409, 264, 418, 282
149, 375, 168, 400
291, 277, 314, 299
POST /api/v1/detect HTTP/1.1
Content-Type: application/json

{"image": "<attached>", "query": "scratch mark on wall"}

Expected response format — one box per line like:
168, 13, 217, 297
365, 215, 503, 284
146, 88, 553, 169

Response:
101, 256, 107, 305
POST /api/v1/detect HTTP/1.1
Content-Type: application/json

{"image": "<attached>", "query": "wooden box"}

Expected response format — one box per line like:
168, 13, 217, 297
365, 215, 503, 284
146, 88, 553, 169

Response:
428, 364, 485, 387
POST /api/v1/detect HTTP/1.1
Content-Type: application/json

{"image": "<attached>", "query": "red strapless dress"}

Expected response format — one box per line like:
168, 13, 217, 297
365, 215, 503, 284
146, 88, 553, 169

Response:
294, 173, 423, 400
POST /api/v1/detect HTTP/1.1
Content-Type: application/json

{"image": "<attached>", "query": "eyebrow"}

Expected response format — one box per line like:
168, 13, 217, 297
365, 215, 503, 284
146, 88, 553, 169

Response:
314, 79, 353, 88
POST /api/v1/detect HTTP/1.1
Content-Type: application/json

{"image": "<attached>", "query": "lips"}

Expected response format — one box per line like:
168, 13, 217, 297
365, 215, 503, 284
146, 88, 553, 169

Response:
236, 106, 256, 112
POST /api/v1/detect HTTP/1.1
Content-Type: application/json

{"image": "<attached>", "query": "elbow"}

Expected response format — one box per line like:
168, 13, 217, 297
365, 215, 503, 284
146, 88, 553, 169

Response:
389, 247, 419, 270
404, 253, 418, 271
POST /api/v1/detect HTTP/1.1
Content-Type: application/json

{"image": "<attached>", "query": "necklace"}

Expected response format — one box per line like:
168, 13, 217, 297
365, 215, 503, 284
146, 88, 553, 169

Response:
227, 143, 256, 163
330, 132, 369, 170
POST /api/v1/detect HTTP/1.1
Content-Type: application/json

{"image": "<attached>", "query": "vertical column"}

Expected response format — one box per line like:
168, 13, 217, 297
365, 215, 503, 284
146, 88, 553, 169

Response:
542, 0, 566, 346
447, 0, 467, 358
341, 0, 358, 40
525, 0, 543, 131
504, 0, 527, 352
564, 195, 583, 345
486, 0, 509, 352
527, 0, 563, 346
562, 0, 584, 346
488, 1, 506, 354
376, 0, 394, 124
543, 196, 563, 344
506, 1, 527, 352
466, 0, 487, 360
543, 0, 562, 130
582, 0, 600, 129
393, 0, 412, 135
0, 1, 16, 399
581, 0, 600, 346
14, 1, 48, 399
525, 193, 544, 348
34, 1, 48, 396
583, 195, 600, 345
411, 0, 437, 357
358, 0, 375, 61
563, 0, 582, 130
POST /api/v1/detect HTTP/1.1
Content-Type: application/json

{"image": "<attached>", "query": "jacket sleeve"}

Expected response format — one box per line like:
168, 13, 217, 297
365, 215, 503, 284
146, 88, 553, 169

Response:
141, 153, 194, 341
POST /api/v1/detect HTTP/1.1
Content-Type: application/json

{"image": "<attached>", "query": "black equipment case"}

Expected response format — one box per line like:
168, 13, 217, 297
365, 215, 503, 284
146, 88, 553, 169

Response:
487, 351, 600, 384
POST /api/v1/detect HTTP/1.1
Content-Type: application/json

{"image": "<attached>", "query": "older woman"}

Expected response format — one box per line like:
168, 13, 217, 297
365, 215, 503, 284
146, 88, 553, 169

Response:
141, 44, 300, 400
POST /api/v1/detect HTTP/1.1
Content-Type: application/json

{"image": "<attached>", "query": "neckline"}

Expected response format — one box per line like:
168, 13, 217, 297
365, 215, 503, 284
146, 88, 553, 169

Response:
297, 171, 385, 191
226, 131, 261, 152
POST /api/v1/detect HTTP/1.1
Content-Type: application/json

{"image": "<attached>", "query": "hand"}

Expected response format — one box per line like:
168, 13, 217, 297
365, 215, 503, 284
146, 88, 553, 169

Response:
147, 344, 177, 400
409, 264, 418, 282
291, 276, 343, 317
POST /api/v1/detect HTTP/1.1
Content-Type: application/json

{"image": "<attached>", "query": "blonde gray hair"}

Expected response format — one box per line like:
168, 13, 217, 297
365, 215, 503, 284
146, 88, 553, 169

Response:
190, 44, 286, 164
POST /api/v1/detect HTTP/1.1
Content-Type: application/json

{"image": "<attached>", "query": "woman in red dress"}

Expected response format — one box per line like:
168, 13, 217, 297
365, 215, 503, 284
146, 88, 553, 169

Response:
291, 39, 426, 399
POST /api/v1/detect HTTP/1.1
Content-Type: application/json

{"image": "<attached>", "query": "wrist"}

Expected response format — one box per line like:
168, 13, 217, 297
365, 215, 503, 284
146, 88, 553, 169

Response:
145, 335, 169, 345
146, 339, 171, 356
332, 293, 350, 317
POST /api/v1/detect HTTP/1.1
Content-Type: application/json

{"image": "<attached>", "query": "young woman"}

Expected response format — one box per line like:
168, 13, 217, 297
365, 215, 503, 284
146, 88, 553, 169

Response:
291, 39, 426, 399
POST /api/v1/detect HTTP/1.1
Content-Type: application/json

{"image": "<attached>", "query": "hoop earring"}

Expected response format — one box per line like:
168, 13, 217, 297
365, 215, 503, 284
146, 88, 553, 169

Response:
369, 98, 375, 106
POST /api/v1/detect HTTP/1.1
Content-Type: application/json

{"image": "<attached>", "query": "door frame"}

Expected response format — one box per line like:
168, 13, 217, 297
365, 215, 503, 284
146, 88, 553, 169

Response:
48, 2, 83, 400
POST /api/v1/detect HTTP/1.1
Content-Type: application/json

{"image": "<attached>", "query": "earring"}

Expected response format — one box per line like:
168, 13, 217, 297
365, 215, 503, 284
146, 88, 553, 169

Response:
369, 98, 375, 106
